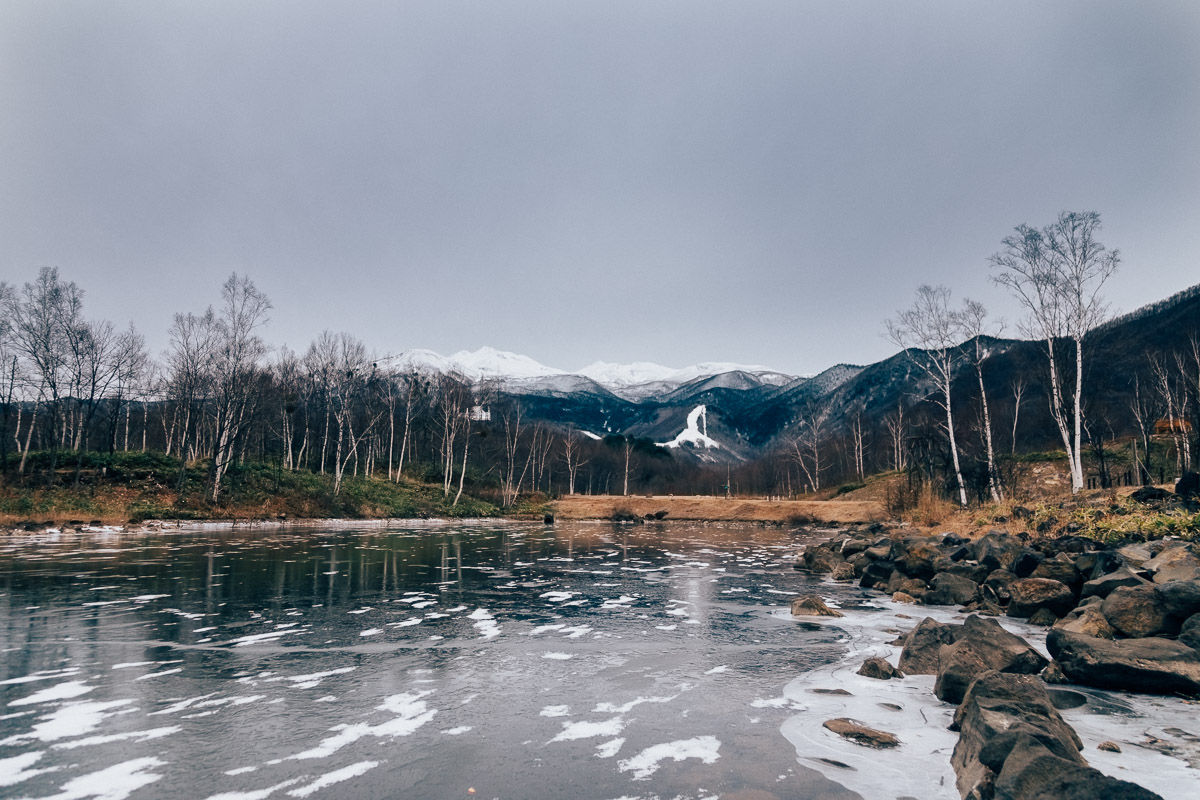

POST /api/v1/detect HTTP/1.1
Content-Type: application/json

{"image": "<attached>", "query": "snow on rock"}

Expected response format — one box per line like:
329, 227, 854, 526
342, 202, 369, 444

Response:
616, 736, 722, 779
657, 406, 721, 450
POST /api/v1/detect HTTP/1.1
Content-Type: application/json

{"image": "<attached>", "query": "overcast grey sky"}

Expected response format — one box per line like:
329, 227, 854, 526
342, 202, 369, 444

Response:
2, 1, 1198, 375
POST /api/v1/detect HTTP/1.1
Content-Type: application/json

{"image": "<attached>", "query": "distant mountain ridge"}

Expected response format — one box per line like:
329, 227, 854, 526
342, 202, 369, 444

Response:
389, 345, 798, 400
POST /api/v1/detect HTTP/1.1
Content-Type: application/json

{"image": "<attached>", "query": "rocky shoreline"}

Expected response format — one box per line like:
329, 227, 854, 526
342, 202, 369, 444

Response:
792, 525, 1200, 799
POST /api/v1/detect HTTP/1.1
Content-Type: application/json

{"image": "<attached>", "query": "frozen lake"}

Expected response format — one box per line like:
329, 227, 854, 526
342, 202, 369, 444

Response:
0, 520, 872, 800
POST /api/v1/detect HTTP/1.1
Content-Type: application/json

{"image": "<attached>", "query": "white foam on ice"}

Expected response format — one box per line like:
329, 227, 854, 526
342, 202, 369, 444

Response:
51, 725, 180, 750
1, 700, 134, 745
549, 717, 626, 743
595, 738, 625, 758
0, 669, 80, 686
703, 666, 727, 675
286, 761, 379, 798
267, 667, 356, 690
228, 630, 297, 647
0, 750, 59, 787
8, 681, 93, 706
540, 705, 569, 718
468, 608, 500, 639
442, 726, 472, 735
358, 628, 382, 637
617, 736, 721, 779
29, 756, 165, 800
593, 696, 676, 714
542, 652, 573, 660
203, 777, 301, 800
289, 691, 436, 760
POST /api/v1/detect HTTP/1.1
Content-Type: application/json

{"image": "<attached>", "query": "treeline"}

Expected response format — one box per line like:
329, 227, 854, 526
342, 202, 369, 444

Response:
0, 269, 713, 507
3, 209, 1198, 512
745, 211, 1200, 505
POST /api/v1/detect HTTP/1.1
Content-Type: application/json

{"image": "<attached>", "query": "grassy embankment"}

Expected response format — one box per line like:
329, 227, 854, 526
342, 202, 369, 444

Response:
833, 452, 1200, 543
0, 451, 499, 525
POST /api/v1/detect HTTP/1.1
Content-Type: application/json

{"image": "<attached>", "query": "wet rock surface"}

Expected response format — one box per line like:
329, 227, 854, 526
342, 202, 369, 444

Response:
795, 526, 1200, 799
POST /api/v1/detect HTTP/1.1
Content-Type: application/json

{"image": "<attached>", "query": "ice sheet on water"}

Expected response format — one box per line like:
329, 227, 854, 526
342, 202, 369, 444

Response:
136, 668, 182, 680
549, 717, 626, 743
539, 705, 569, 717
228, 630, 298, 647
617, 736, 721, 779
442, 726, 471, 735
542, 652, 572, 660
358, 629, 382, 637
539, 591, 577, 603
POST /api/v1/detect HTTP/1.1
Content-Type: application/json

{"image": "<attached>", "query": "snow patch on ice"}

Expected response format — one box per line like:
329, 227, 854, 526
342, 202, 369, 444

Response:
595, 737, 625, 758
33, 756, 165, 800
286, 761, 379, 797
540, 705, 569, 718
289, 691, 436, 760
550, 717, 626, 743
8, 680, 93, 706
617, 736, 721, 779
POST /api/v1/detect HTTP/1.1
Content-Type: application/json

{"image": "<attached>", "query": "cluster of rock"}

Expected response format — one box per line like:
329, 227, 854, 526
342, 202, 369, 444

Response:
795, 527, 1200, 799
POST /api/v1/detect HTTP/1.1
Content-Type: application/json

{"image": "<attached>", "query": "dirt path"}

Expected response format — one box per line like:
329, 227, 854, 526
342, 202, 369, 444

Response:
550, 495, 888, 524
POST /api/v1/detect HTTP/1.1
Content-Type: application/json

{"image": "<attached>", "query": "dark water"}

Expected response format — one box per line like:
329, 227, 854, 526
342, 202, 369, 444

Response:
0, 521, 867, 800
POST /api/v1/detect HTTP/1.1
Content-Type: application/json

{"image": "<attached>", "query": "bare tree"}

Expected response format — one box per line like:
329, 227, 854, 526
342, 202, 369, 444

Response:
959, 299, 1003, 501
788, 398, 830, 493
886, 284, 969, 506
4, 268, 84, 482
207, 274, 272, 503
1009, 374, 1028, 455
883, 399, 907, 472
990, 211, 1119, 493
560, 427, 590, 495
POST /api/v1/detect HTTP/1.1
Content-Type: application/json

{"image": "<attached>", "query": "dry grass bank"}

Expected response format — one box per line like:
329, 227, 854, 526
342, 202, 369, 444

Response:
550, 494, 887, 524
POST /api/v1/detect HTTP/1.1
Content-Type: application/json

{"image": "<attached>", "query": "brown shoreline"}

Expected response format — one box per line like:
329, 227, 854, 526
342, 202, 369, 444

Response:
549, 494, 887, 524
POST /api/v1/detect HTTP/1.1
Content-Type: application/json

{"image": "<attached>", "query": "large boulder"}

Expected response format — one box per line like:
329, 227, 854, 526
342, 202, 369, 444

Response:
1100, 584, 1169, 638
1047, 629, 1200, 696
1052, 604, 1115, 639
974, 532, 1024, 572
857, 657, 903, 680
1156, 580, 1200, 626
933, 615, 1050, 704
1080, 566, 1150, 599
858, 559, 896, 590
895, 540, 942, 581
922, 572, 980, 606
1030, 556, 1081, 591
1143, 544, 1200, 584
951, 671, 1083, 800
1179, 614, 1200, 652
1008, 578, 1075, 619
1012, 548, 1045, 578
897, 617, 961, 674
983, 569, 1018, 606
791, 595, 843, 617
994, 736, 1163, 800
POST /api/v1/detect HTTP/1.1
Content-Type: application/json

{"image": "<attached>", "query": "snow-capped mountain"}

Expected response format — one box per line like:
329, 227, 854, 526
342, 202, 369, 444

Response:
390, 347, 796, 398
576, 360, 790, 388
